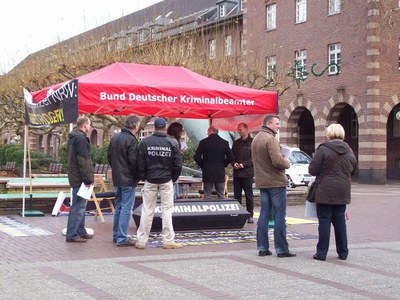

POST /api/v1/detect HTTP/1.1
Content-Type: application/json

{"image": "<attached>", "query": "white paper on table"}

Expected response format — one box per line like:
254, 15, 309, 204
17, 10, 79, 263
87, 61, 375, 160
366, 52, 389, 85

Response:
77, 182, 94, 200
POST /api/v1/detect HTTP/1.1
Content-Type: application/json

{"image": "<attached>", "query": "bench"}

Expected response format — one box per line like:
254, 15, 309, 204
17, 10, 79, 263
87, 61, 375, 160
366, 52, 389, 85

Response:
94, 164, 110, 174
0, 162, 16, 177
49, 163, 63, 174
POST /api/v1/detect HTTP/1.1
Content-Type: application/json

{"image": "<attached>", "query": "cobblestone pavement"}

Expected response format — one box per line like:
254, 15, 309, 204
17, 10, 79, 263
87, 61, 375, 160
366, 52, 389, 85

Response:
0, 182, 399, 299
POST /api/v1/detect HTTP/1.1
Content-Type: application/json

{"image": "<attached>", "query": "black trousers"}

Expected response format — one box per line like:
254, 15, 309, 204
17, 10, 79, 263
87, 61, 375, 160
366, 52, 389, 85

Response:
233, 177, 254, 216
316, 203, 348, 259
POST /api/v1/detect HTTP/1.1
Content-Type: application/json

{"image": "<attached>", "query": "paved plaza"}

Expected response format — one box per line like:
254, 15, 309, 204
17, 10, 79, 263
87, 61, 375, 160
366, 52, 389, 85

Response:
0, 182, 399, 299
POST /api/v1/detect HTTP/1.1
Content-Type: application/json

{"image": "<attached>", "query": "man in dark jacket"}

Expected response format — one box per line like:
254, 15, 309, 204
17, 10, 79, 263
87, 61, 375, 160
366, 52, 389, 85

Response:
66, 116, 94, 243
135, 118, 183, 250
232, 122, 254, 223
108, 114, 140, 247
194, 126, 234, 199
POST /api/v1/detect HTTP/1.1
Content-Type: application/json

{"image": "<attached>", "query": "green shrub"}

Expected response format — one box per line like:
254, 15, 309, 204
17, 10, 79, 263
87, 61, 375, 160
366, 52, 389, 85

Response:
58, 143, 68, 165
182, 140, 197, 169
4, 145, 23, 165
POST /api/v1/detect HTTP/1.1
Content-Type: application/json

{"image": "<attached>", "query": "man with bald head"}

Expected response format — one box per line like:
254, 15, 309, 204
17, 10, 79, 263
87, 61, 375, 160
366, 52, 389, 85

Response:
194, 126, 234, 199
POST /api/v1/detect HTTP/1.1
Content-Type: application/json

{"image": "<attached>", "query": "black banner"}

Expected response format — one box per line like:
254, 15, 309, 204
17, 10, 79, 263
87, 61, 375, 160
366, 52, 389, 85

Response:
24, 79, 78, 126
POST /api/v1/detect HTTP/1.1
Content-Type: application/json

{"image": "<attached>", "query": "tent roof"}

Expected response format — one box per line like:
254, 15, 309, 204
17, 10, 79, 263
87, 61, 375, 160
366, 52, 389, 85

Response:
31, 62, 277, 119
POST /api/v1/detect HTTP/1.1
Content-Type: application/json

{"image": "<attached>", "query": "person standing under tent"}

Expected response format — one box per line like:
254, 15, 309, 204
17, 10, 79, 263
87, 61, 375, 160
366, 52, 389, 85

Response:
66, 115, 94, 243
194, 126, 234, 199
167, 122, 185, 201
135, 118, 183, 250
108, 114, 140, 247
232, 122, 255, 223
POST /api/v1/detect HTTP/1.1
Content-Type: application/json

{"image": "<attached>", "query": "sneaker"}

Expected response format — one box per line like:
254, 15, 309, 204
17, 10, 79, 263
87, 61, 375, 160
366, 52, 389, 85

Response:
66, 237, 87, 243
163, 242, 183, 249
117, 239, 136, 247
247, 217, 254, 224
135, 243, 146, 250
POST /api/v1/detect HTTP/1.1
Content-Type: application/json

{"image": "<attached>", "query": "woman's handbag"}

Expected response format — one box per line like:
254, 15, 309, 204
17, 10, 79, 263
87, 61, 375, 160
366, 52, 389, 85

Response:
306, 180, 316, 203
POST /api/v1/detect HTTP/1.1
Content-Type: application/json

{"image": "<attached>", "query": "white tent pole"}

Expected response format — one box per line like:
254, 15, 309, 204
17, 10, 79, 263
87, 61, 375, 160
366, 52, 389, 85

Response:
21, 125, 28, 217
69, 123, 73, 205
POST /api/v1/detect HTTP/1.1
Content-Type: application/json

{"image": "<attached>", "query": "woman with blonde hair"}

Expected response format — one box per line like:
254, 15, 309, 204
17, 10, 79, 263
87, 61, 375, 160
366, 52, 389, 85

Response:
308, 124, 358, 261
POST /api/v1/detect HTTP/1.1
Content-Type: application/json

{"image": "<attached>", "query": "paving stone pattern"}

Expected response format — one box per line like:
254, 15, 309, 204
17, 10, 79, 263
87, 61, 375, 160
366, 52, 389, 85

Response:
0, 183, 399, 299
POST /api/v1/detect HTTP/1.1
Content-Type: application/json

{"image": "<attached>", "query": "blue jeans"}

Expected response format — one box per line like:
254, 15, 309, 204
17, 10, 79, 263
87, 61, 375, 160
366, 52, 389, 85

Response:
112, 186, 136, 244
66, 187, 88, 240
257, 187, 289, 254
316, 204, 348, 259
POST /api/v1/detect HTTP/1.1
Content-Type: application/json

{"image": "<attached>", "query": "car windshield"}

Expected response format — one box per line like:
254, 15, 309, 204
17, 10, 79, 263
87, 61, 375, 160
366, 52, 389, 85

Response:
288, 151, 312, 164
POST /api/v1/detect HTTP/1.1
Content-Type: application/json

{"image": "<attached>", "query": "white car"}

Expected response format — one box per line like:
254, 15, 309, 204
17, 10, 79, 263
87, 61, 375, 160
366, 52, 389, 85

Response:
281, 145, 314, 188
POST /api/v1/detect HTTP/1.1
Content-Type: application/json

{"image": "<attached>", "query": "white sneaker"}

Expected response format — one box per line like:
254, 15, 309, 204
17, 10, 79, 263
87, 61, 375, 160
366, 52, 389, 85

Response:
163, 242, 183, 249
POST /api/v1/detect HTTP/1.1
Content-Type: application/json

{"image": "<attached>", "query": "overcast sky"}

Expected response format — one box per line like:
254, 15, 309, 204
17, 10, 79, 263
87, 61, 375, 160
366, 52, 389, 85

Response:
0, 0, 162, 74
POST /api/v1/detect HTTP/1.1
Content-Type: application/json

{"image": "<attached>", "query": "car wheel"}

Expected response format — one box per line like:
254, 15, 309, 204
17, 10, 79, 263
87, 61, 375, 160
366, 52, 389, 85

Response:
287, 175, 296, 188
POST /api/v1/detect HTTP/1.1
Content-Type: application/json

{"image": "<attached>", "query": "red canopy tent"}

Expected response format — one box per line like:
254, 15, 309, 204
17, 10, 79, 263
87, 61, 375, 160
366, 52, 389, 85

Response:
31, 62, 277, 123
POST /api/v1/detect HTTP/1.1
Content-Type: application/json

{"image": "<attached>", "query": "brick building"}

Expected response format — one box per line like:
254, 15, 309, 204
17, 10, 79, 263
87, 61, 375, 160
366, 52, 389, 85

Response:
243, 0, 400, 183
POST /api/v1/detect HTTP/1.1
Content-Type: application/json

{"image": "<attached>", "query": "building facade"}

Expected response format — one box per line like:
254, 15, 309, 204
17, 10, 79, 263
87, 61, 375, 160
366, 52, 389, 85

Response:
243, 0, 400, 183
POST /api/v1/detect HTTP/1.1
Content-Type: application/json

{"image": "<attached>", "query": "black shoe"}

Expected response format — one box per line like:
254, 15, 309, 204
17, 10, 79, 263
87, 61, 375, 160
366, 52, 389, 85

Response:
259, 250, 272, 256
277, 251, 296, 258
66, 237, 87, 243
247, 217, 254, 224
313, 254, 326, 261
117, 239, 136, 247
80, 234, 93, 240
338, 255, 347, 260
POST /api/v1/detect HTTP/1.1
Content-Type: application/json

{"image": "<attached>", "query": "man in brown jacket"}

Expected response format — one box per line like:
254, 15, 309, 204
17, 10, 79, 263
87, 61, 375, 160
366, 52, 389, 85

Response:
251, 115, 296, 258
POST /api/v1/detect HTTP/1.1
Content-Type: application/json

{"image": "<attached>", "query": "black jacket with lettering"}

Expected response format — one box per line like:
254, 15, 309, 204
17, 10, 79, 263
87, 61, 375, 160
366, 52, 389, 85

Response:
67, 127, 94, 188
108, 128, 140, 187
138, 131, 182, 184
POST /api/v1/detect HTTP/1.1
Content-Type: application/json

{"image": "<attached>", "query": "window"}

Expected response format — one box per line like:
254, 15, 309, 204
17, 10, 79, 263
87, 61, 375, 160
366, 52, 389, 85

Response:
266, 56, 277, 80
219, 4, 225, 17
127, 35, 133, 46
266, 4, 276, 30
393, 106, 400, 137
296, 0, 307, 23
209, 39, 216, 59
295, 49, 307, 78
188, 40, 193, 57
328, 43, 341, 74
351, 112, 358, 138
139, 30, 145, 42
239, 0, 243, 11
329, 0, 341, 15
225, 35, 232, 56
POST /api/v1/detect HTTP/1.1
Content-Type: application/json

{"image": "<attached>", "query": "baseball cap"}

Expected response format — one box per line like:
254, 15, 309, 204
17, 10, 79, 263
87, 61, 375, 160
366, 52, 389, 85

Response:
154, 118, 167, 129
